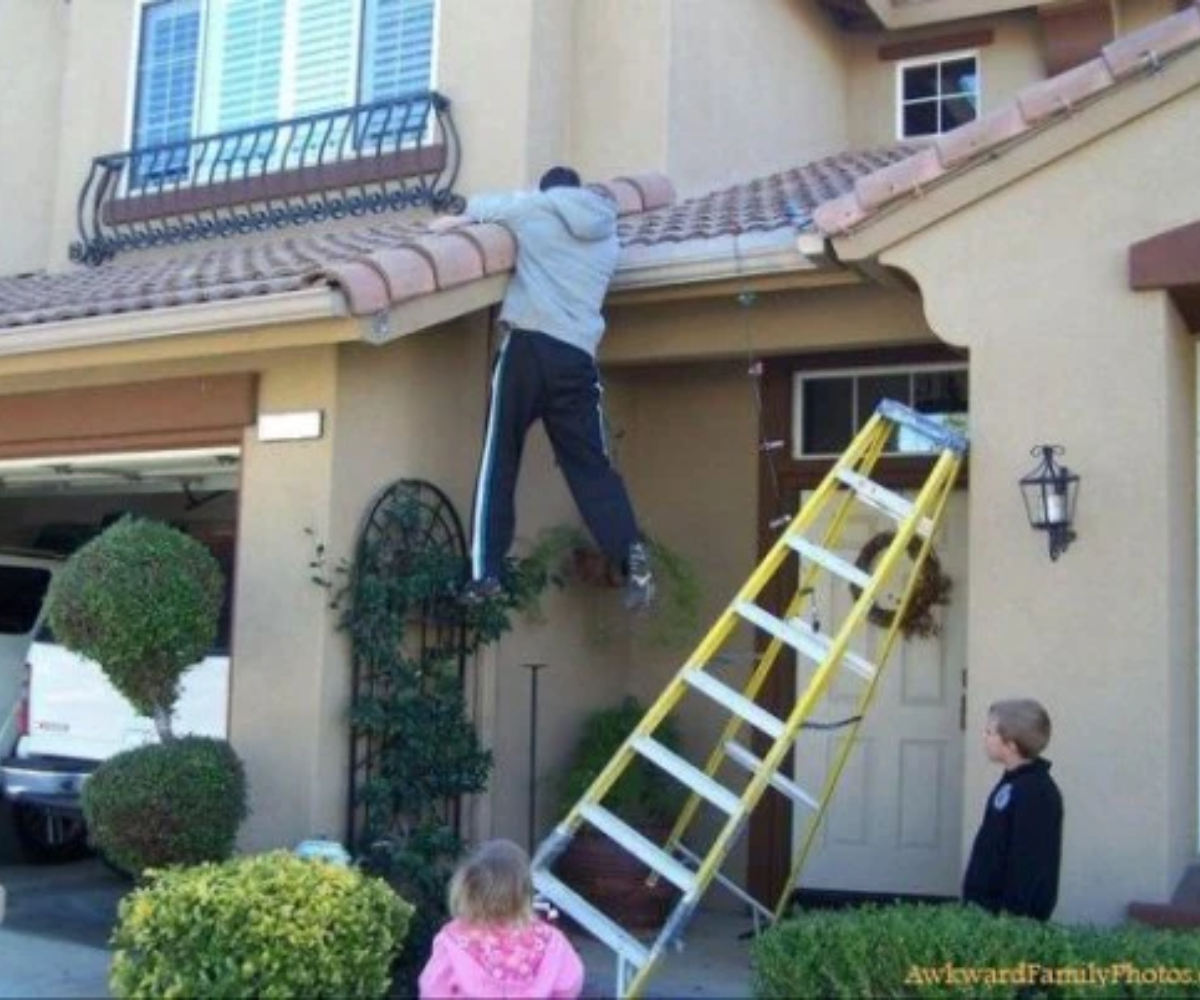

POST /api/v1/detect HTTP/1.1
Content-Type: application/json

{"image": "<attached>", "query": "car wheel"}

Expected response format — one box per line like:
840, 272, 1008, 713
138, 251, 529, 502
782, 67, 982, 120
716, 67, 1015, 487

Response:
11, 802, 92, 863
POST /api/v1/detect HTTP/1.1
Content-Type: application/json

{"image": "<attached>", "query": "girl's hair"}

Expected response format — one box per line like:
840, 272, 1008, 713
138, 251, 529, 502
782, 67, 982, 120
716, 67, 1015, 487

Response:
989, 698, 1052, 759
448, 839, 534, 926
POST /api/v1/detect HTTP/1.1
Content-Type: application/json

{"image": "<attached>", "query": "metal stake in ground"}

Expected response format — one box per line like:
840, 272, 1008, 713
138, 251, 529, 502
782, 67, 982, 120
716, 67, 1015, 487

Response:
524, 662, 548, 852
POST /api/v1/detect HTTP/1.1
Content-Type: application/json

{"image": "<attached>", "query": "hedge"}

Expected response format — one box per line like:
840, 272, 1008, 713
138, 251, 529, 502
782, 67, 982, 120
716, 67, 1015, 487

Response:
752, 902, 1200, 998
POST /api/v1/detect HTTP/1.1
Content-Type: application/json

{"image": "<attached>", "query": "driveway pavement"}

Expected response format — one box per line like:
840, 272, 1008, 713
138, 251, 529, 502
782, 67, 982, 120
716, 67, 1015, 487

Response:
0, 802, 123, 997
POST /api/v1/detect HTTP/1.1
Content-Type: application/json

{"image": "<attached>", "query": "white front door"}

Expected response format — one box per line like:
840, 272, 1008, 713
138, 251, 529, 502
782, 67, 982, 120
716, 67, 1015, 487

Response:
791, 491, 969, 896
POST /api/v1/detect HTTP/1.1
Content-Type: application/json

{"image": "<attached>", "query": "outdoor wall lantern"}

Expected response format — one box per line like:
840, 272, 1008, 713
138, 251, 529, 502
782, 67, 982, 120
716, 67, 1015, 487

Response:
1019, 444, 1079, 561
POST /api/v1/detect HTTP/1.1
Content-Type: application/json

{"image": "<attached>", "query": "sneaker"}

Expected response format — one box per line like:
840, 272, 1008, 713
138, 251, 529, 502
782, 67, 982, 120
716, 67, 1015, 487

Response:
461, 576, 504, 606
623, 542, 656, 612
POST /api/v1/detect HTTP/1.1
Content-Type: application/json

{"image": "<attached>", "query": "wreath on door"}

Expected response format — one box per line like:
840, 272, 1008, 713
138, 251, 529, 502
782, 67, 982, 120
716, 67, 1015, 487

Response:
848, 531, 952, 639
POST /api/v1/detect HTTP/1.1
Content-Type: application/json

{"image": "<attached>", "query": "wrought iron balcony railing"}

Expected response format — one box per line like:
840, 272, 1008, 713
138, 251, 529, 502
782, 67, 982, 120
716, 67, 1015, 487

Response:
71, 90, 462, 265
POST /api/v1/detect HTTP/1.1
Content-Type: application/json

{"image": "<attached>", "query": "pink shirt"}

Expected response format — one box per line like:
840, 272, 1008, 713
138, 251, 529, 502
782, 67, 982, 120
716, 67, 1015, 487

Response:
418, 918, 585, 999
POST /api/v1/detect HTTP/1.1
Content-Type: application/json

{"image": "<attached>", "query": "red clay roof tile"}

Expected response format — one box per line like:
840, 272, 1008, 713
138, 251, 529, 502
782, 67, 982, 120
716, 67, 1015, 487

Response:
0, 148, 890, 331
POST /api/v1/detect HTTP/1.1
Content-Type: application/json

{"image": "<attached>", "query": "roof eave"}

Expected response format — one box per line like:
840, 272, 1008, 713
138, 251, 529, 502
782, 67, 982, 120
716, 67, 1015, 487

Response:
608, 229, 846, 303
0, 286, 347, 361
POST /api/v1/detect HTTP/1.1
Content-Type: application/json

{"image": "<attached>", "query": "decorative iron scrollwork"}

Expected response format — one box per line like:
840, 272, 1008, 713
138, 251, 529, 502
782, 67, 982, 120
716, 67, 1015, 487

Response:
71, 91, 462, 265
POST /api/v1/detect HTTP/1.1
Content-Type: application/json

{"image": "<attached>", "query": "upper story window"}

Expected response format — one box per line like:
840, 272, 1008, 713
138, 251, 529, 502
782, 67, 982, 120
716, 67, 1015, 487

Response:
131, 0, 436, 166
895, 51, 979, 139
793, 364, 969, 458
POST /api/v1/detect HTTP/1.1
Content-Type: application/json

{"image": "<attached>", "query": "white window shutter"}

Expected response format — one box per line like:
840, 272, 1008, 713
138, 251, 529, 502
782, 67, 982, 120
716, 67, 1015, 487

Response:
362, 0, 435, 101
291, 0, 358, 117
213, 0, 286, 131
133, 0, 202, 151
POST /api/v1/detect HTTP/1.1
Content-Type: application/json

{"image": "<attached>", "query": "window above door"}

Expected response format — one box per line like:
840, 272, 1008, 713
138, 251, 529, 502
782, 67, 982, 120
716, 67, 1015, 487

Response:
895, 50, 979, 139
793, 363, 969, 459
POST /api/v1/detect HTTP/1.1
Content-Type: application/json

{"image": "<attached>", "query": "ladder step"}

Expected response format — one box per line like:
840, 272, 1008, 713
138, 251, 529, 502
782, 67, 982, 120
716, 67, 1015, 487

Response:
724, 741, 820, 812
580, 805, 697, 893
784, 617, 877, 682
631, 736, 743, 816
787, 536, 872, 590
835, 468, 933, 538
684, 669, 785, 740
533, 870, 650, 967
735, 602, 876, 682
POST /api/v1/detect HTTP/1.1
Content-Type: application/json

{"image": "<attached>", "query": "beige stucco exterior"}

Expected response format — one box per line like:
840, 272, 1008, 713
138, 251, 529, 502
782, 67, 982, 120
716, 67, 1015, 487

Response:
0, 0, 67, 275
0, 0, 1198, 929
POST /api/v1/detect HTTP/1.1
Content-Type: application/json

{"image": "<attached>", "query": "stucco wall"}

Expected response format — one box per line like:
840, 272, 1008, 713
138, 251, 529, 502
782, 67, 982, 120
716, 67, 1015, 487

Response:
604, 282, 935, 365
568, 0, 671, 185
233, 346, 342, 849
663, 0, 849, 196
47, 0, 136, 273
0, 0, 66, 275
882, 84, 1200, 922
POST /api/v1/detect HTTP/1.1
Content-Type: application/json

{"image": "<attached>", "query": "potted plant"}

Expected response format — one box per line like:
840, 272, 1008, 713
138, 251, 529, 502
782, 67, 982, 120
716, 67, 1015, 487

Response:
522, 525, 704, 649
555, 697, 685, 931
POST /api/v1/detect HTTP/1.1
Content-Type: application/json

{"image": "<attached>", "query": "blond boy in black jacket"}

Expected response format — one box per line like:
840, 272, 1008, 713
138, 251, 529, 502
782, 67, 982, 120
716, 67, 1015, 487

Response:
962, 698, 1064, 921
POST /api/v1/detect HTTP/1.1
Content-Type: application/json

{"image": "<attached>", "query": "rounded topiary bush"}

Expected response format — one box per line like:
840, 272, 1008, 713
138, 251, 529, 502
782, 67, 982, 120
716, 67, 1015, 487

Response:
110, 850, 414, 999
83, 736, 247, 877
47, 516, 224, 725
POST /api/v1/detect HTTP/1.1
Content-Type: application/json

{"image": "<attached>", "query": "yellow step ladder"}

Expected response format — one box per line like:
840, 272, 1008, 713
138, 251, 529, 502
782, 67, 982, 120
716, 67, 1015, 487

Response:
532, 399, 968, 998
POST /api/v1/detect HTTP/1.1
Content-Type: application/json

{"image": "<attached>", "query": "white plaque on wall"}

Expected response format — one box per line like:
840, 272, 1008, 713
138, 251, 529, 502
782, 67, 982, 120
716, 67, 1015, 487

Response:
257, 410, 324, 442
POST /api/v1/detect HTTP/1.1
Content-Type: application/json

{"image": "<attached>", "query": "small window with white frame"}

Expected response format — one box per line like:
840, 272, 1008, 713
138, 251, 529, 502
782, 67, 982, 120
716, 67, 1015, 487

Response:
793, 363, 969, 459
896, 50, 979, 139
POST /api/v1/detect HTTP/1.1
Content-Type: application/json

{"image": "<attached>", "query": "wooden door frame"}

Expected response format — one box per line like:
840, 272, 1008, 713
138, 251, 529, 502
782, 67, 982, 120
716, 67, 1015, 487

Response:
746, 343, 969, 908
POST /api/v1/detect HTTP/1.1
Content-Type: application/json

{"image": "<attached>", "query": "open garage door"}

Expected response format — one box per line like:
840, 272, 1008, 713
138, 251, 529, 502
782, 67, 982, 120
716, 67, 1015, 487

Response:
0, 446, 240, 861
0, 446, 239, 555
0, 444, 240, 654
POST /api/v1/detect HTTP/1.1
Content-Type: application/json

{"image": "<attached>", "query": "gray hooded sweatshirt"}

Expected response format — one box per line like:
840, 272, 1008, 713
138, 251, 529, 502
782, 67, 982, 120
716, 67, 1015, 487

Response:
465, 186, 619, 357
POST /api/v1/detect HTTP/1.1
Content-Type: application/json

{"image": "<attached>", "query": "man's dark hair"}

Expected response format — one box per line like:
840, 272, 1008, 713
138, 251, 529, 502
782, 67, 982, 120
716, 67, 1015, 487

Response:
539, 166, 581, 191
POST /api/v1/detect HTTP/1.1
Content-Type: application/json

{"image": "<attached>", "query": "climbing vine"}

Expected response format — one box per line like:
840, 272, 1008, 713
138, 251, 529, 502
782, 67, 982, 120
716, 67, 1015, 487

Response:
308, 482, 551, 988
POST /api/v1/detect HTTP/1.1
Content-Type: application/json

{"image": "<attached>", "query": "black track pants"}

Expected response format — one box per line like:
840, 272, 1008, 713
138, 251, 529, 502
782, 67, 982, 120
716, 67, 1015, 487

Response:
471, 328, 641, 581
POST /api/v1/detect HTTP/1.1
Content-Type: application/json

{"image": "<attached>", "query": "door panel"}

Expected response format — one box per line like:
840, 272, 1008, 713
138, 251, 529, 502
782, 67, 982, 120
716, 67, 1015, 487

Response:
791, 491, 968, 896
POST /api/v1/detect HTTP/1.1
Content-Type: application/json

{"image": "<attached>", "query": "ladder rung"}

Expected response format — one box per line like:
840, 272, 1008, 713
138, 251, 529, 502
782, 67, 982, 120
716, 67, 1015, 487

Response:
533, 871, 650, 967
835, 469, 933, 538
631, 736, 743, 816
724, 741, 820, 812
784, 617, 877, 682
787, 536, 872, 590
580, 805, 697, 893
684, 670, 785, 740
736, 602, 876, 681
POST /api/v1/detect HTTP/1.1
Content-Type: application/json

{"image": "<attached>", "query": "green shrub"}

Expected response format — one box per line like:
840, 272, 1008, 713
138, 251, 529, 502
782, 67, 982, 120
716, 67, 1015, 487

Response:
83, 736, 247, 876
752, 903, 1200, 998
111, 850, 413, 999
47, 516, 224, 727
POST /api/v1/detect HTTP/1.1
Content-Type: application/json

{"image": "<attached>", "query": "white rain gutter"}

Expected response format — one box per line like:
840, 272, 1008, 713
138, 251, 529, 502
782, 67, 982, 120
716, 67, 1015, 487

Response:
0, 286, 346, 359
610, 230, 818, 293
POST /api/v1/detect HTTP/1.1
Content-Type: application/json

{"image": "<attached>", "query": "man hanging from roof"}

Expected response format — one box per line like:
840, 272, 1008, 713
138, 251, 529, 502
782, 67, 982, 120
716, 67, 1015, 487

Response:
430, 166, 655, 612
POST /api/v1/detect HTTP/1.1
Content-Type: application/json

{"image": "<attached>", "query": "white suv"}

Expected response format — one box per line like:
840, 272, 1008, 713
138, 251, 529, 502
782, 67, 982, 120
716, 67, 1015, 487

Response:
0, 550, 89, 861
0, 550, 60, 760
